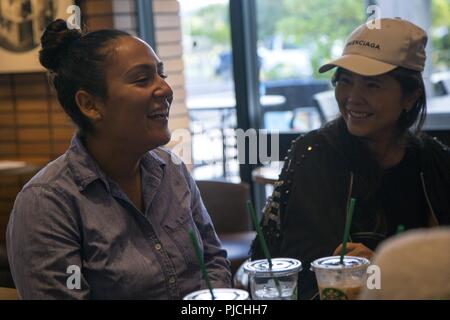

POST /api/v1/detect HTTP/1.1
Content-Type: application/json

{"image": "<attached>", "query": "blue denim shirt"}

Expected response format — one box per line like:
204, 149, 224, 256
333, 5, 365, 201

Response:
6, 134, 231, 299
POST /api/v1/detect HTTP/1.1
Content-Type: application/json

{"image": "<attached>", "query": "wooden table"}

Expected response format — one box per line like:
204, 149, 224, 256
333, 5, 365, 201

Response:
0, 287, 18, 300
0, 160, 41, 176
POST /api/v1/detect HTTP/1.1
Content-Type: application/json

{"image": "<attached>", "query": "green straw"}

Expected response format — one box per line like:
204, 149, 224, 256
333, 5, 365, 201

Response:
246, 200, 273, 268
246, 200, 282, 297
188, 230, 215, 300
340, 198, 356, 265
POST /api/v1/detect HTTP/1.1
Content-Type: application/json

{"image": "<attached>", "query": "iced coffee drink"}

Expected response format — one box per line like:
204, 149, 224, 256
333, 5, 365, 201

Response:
311, 256, 370, 300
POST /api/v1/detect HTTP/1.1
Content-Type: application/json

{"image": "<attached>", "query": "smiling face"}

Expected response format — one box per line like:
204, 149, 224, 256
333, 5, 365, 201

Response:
334, 69, 410, 142
95, 36, 173, 153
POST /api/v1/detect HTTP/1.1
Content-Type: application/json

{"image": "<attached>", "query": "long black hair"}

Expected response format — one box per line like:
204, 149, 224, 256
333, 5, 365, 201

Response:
39, 19, 130, 134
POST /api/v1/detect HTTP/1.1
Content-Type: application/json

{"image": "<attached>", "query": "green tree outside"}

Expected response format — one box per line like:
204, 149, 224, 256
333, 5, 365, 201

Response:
258, 0, 365, 79
187, 4, 230, 51
431, 0, 450, 71
185, 0, 449, 80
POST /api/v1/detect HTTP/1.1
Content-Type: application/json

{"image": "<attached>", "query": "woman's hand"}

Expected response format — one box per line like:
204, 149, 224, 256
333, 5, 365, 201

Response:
333, 242, 374, 261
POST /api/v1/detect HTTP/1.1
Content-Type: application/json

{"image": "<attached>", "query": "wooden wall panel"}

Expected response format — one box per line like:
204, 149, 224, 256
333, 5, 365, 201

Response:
16, 113, 50, 127
0, 144, 17, 156
153, 1, 190, 154
18, 143, 51, 156
153, 0, 179, 14
15, 98, 49, 113
0, 114, 14, 126
154, 14, 181, 29
0, 128, 15, 142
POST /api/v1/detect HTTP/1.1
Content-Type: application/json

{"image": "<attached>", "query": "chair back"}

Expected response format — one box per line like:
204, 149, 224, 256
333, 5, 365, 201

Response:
196, 180, 252, 234
0, 244, 14, 289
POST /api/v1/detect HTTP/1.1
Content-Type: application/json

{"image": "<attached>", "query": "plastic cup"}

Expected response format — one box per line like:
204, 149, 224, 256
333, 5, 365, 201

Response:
311, 256, 370, 300
243, 258, 302, 300
183, 288, 249, 300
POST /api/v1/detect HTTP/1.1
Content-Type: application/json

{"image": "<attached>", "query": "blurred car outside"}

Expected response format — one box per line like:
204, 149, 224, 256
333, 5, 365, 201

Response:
431, 70, 450, 96
214, 37, 313, 81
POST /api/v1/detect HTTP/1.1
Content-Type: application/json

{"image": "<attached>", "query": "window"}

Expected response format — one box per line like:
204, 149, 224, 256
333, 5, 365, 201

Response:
179, 0, 240, 181
256, 0, 366, 133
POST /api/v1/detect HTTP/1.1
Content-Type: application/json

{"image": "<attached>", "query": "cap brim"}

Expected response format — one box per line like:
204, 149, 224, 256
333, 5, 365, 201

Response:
318, 54, 397, 76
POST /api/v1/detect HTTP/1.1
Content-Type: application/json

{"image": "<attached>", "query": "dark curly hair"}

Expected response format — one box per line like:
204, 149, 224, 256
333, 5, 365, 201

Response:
39, 19, 130, 134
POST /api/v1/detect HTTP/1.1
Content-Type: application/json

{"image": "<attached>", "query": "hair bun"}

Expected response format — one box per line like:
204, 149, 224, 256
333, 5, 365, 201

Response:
39, 19, 82, 73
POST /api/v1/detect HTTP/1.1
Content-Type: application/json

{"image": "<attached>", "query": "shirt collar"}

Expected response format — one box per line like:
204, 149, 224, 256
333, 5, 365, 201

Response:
67, 133, 166, 192
142, 148, 167, 170
66, 133, 109, 192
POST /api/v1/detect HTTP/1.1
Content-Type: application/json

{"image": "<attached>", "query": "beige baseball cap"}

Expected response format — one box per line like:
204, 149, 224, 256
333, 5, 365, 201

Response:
319, 18, 428, 76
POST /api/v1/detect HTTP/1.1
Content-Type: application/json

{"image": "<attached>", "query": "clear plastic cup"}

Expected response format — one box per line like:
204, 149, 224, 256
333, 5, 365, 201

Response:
243, 258, 302, 300
311, 256, 370, 300
183, 288, 249, 300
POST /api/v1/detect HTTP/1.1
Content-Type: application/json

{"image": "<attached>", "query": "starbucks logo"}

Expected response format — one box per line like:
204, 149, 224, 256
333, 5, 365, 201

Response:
321, 288, 348, 300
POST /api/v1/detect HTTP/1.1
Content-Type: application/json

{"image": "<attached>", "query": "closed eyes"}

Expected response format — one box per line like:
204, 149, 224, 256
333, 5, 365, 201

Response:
134, 76, 151, 84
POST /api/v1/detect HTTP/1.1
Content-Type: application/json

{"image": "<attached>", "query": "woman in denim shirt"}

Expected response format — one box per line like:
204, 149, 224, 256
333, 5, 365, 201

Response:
6, 19, 231, 299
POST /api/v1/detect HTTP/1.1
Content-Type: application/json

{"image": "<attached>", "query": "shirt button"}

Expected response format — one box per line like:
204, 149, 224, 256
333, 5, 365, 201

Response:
169, 276, 176, 284
155, 243, 162, 251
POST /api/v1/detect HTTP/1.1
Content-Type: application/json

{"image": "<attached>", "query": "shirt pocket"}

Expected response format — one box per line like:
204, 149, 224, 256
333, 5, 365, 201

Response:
164, 212, 203, 272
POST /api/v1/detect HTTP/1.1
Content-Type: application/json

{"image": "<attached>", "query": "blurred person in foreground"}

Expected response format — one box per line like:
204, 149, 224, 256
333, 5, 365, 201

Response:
360, 227, 450, 300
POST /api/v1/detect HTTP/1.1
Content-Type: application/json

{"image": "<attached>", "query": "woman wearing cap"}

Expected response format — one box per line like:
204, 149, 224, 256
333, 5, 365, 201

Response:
251, 18, 450, 300
6, 20, 231, 299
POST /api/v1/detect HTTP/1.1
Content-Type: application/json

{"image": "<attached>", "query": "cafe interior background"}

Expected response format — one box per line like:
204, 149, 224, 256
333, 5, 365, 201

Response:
0, 0, 449, 293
